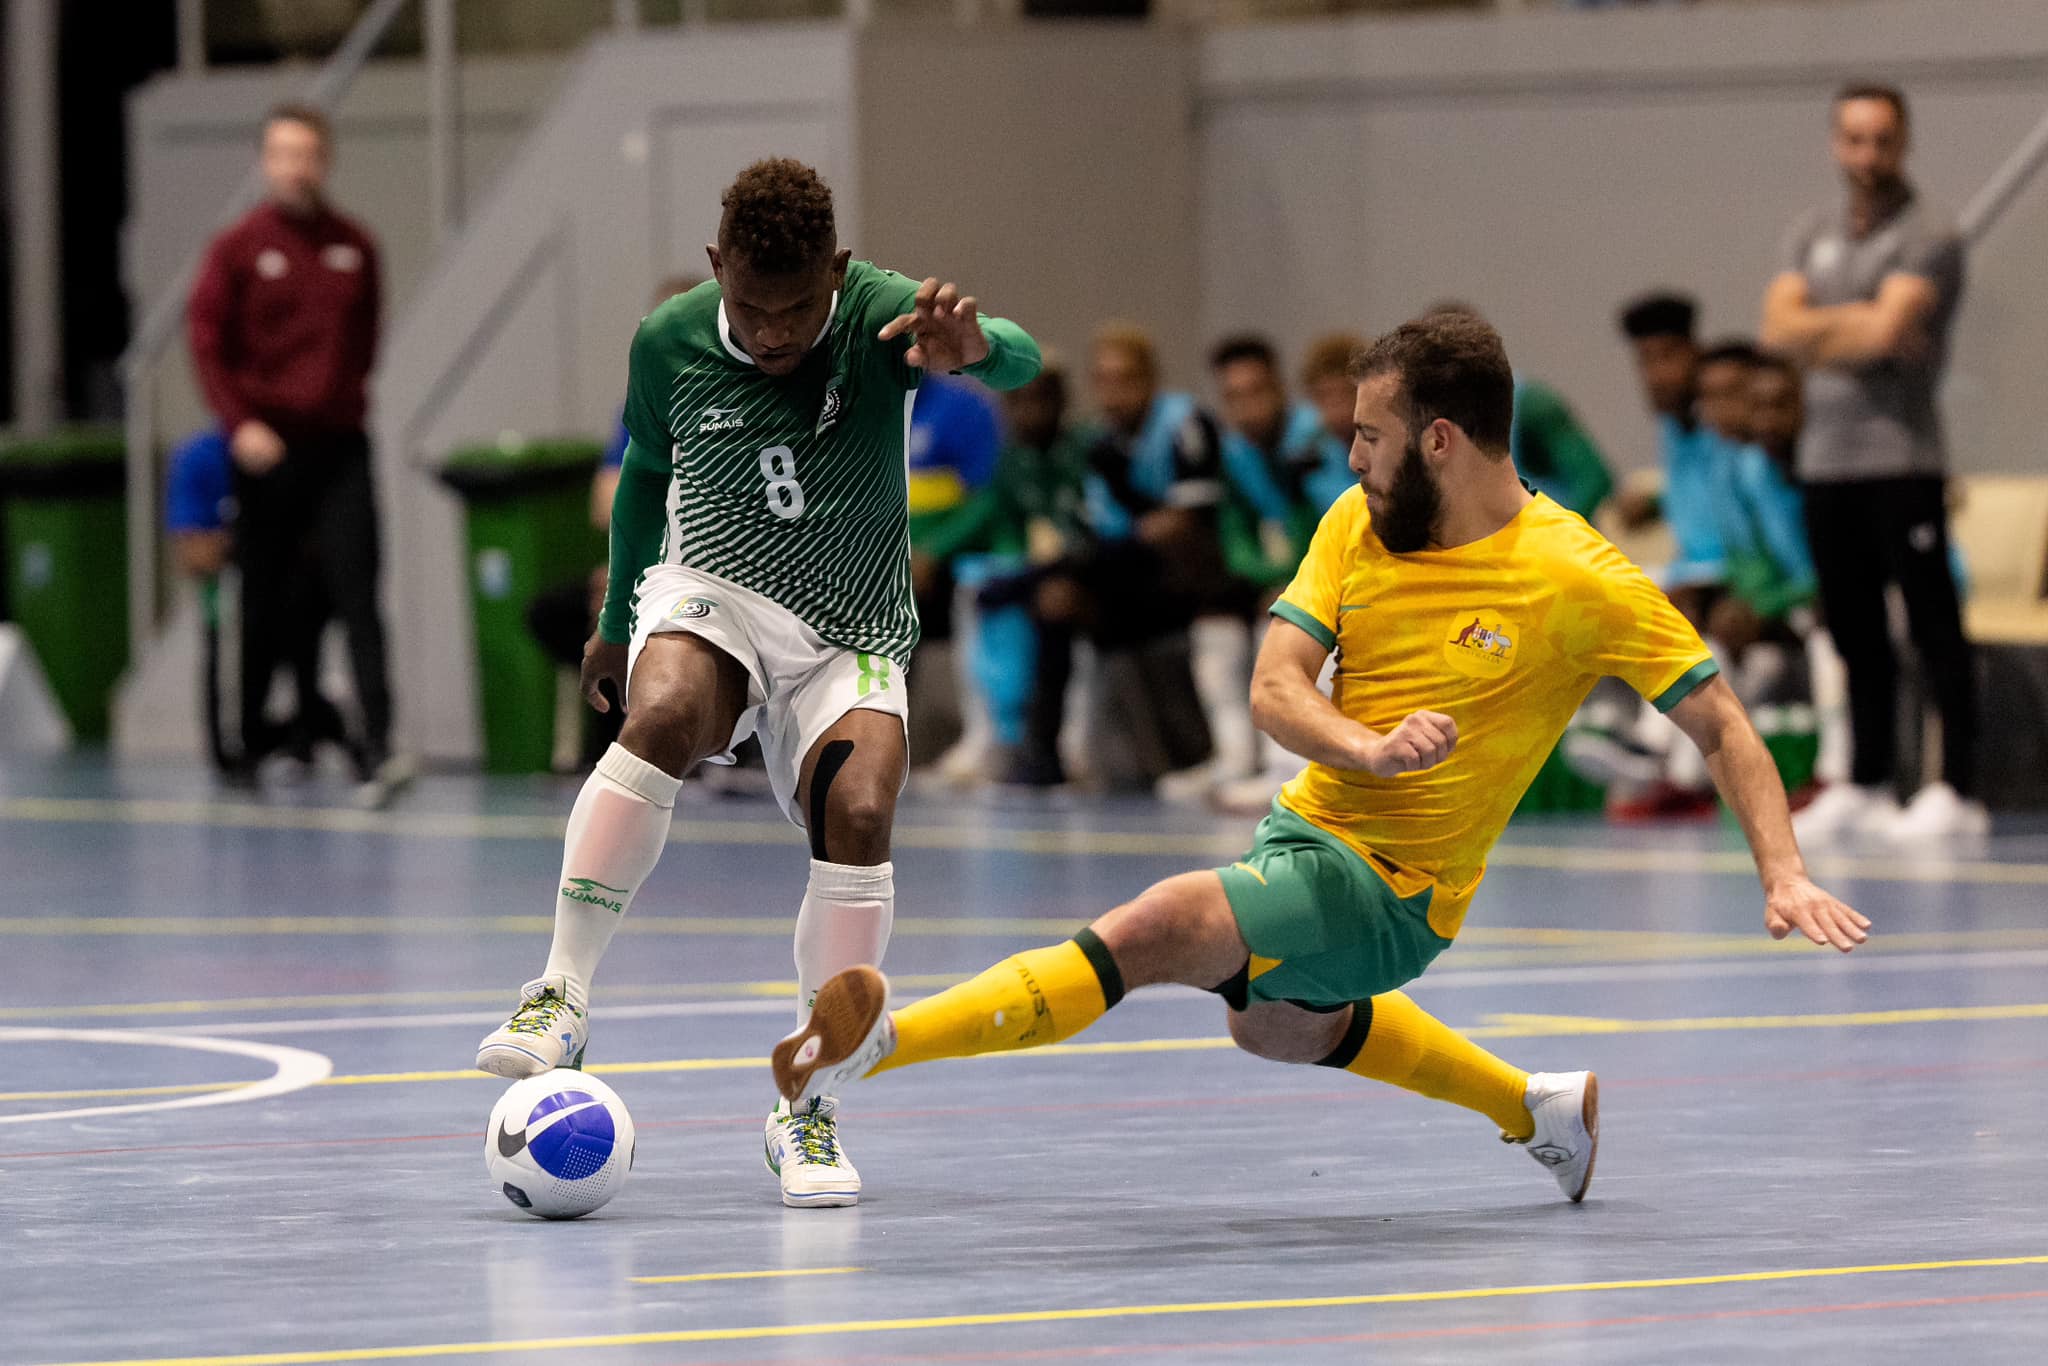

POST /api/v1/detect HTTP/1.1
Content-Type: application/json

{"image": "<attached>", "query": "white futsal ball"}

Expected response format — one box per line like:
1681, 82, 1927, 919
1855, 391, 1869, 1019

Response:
484, 1071, 636, 1219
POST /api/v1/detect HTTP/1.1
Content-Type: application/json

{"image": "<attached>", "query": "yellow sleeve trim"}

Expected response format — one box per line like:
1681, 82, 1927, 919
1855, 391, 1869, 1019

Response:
1652, 658, 1720, 713
1270, 599, 1336, 651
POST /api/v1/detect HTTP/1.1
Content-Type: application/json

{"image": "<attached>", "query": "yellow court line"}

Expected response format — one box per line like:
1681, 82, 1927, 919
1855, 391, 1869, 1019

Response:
1479, 1002, 2048, 1035
631, 1267, 863, 1285
9, 999, 2046, 1104
0, 1081, 241, 1103
9, 794, 2048, 886
38, 1254, 2048, 1366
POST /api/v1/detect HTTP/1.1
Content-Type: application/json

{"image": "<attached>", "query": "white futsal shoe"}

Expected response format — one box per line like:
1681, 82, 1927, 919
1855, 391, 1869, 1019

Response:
475, 975, 588, 1078
1506, 1070, 1599, 1203
1887, 782, 1991, 842
773, 966, 896, 1108
1792, 783, 1899, 843
765, 1096, 862, 1208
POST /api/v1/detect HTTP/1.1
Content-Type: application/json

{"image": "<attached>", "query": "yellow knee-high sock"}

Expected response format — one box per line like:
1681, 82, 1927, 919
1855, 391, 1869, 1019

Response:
1319, 990, 1533, 1139
870, 930, 1124, 1077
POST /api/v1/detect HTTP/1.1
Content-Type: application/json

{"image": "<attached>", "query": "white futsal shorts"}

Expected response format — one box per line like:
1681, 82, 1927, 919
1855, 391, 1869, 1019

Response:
627, 564, 909, 825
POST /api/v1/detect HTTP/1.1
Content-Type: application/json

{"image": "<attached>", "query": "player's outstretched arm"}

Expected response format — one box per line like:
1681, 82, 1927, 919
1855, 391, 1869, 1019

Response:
879, 276, 1042, 389
1250, 620, 1455, 778
1668, 675, 1871, 951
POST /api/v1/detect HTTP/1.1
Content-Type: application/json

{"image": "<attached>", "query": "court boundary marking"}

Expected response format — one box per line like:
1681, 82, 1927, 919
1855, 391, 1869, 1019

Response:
6, 794, 2047, 886
38, 1254, 2048, 1366
0, 1029, 331, 1126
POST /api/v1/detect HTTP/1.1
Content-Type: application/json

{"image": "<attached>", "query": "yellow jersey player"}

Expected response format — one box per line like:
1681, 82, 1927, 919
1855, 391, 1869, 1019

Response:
772, 310, 1869, 1205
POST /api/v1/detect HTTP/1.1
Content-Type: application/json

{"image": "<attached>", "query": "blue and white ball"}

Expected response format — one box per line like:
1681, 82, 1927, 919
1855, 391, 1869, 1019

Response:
484, 1071, 635, 1219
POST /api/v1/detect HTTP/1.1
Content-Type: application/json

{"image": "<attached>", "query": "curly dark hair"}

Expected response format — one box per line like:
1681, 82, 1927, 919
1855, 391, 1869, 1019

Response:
717, 158, 837, 275
1351, 312, 1515, 457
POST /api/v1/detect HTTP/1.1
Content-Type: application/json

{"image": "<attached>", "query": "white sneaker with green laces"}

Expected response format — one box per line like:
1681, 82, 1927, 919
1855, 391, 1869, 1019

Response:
764, 1096, 861, 1208
474, 975, 588, 1078
1504, 1070, 1599, 1202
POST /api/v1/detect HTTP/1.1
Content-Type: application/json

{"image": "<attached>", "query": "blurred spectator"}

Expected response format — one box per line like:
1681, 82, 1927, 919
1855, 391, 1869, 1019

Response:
1762, 82, 1980, 840
908, 374, 1005, 651
1165, 335, 1326, 804
1211, 335, 1324, 588
1577, 296, 1732, 818
1197, 335, 1337, 811
186, 103, 407, 808
919, 362, 1094, 785
1694, 345, 1819, 711
1291, 332, 1369, 516
165, 427, 348, 780
996, 323, 1227, 788
1615, 292, 1726, 621
1702, 345, 1819, 639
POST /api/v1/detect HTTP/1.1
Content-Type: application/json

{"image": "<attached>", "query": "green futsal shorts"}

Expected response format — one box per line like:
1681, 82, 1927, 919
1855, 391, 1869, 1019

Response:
1214, 802, 1454, 1010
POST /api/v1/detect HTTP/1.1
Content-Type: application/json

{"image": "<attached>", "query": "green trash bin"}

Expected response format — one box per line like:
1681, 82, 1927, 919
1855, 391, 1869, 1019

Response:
0, 426, 129, 743
438, 438, 605, 774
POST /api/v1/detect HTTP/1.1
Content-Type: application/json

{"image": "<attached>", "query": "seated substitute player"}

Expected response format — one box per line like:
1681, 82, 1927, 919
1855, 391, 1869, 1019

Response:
474, 158, 1042, 1208
773, 312, 1869, 1205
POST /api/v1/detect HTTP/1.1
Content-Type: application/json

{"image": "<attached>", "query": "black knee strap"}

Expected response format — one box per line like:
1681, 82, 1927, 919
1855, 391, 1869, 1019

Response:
1314, 999, 1375, 1069
806, 739, 856, 861
1071, 927, 1127, 1010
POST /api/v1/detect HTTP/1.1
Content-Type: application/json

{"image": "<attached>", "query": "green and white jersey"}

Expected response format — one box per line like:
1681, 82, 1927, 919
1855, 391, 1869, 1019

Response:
598, 261, 1040, 665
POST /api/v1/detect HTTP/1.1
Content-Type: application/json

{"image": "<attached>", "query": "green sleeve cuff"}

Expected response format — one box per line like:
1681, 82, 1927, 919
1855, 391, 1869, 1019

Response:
961, 317, 1043, 391
1270, 599, 1337, 651
1652, 657, 1720, 713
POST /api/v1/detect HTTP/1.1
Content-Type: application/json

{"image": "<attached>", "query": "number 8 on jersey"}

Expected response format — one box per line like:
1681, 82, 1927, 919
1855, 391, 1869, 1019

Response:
759, 445, 804, 520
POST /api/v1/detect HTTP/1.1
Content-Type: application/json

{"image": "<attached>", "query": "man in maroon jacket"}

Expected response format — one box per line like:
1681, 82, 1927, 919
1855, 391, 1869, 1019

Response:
188, 103, 406, 805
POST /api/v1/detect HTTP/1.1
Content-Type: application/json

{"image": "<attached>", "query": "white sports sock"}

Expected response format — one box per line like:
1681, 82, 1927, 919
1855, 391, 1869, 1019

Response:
794, 859, 895, 1022
1190, 616, 1256, 777
542, 743, 682, 1010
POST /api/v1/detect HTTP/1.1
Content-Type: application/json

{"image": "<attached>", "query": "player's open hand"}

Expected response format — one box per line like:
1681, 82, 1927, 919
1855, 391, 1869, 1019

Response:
1764, 876, 1871, 952
879, 277, 990, 372
581, 634, 629, 715
1362, 710, 1457, 777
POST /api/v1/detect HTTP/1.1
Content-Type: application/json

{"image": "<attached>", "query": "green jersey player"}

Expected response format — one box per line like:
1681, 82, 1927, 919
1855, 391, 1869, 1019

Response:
476, 159, 1042, 1207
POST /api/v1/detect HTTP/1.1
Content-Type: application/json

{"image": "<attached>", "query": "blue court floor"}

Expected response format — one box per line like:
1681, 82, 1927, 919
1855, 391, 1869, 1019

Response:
5, 757, 2047, 1365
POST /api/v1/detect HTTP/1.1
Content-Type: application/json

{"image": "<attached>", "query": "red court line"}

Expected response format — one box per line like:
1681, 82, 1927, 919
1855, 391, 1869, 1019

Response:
660, 1288, 2048, 1366
6, 1054, 2045, 1162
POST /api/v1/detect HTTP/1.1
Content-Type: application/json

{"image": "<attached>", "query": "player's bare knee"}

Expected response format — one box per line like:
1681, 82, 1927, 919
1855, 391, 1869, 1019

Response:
1094, 873, 1246, 992
1227, 1002, 1349, 1065
617, 694, 708, 777
822, 781, 895, 864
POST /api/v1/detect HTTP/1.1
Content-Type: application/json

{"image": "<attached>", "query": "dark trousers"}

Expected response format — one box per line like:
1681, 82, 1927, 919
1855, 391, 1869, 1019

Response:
234, 431, 393, 761
1802, 476, 1977, 795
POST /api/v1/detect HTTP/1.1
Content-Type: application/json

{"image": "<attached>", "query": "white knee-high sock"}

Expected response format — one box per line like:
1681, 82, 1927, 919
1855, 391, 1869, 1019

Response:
542, 743, 682, 1010
794, 859, 895, 1022
1190, 616, 1256, 777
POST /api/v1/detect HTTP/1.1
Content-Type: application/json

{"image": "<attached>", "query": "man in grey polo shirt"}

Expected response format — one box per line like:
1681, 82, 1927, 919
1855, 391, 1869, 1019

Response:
1762, 82, 1982, 842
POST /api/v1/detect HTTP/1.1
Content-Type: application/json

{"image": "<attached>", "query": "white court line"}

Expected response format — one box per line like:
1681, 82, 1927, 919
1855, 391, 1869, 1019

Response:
0, 1028, 331, 1126
133, 948, 2048, 1038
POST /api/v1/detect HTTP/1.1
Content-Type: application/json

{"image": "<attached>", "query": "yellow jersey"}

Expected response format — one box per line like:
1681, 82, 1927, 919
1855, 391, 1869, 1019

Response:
1270, 486, 1715, 940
